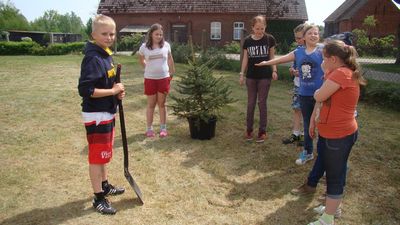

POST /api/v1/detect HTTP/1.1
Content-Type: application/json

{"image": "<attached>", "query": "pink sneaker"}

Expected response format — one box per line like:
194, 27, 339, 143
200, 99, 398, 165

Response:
145, 130, 155, 138
159, 129, 168, 138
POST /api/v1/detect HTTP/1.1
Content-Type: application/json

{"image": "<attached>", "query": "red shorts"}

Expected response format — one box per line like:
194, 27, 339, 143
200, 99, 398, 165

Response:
144, 77, 171, 95
85, 118, 115, 164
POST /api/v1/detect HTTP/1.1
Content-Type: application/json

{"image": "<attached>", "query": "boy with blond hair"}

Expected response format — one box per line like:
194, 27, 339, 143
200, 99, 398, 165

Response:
282, 23, 305, 145
78, 14, 125, 215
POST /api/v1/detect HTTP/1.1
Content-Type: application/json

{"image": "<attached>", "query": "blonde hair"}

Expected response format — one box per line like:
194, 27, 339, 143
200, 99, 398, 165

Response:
323, 40, 366, 86
302, 24, 319, 36
91, 14, 116, 33
251, 15, 266, 27
293, 23, 306, 33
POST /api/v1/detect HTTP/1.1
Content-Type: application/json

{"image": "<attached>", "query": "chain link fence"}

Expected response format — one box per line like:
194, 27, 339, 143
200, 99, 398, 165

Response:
356, 57, 400, 83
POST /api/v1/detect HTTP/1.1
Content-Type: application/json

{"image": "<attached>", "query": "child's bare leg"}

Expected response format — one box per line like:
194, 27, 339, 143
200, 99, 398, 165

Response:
89, 164, 103, 193
293, 109, 302, 133
146, 95, 157, 128
157, 92, 167, 125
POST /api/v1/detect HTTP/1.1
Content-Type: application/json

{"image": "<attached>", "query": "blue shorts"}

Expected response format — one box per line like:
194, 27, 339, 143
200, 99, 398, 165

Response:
291, 86, 301, 109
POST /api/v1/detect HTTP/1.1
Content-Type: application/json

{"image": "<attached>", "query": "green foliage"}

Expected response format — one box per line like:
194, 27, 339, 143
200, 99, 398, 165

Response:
267, 20, 303, 53
276, 40, 290, 55
0, 41, 84, 55
0, 41, 40, 55
117, 33, 143, 52
31, 10, 61, 32
171, 43, 192, 64
223, 41, 240, 54
0, 1, 30, 30
362, 80, 400, 111
43, 42, 85, 55
198, 47, 240, 71
85, 18, 92, 39
352, 28, 395, 57
30, 9, 85, 37
369, 35, 395, 57
363, 15, 377, 29
170, 60, 235, 122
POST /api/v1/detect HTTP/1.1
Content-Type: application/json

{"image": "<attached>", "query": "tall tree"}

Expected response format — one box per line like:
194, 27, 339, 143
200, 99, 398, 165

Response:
58, 11, 83, 33
31, 10, 61, 32
85, 17, 92, 39
31, 10, 85, 35
0, 0, 30, 30
362, 15, 377, 39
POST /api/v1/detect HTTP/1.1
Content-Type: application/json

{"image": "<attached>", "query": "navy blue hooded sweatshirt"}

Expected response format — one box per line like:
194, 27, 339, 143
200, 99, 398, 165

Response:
78, 41, 117, 114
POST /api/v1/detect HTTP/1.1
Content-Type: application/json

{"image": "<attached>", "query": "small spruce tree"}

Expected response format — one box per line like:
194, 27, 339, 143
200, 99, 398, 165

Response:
170, 59, 235, 123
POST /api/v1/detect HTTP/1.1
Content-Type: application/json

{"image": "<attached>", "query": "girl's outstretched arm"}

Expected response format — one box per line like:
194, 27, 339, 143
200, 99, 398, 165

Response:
255, 51, 295, 66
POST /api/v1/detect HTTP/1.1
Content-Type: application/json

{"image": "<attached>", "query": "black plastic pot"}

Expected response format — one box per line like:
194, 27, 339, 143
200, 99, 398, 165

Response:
187, 116, 217, 140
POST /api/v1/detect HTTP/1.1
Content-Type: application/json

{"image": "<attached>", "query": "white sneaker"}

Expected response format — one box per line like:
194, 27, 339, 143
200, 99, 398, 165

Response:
313, 205, 342, 218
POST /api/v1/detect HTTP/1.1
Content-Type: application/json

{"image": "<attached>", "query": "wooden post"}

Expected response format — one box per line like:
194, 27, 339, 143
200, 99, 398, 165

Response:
188, 35, 195, 62
201, 29, 206, 51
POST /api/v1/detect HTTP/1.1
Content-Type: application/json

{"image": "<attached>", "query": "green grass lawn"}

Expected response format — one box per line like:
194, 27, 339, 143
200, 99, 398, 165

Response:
0, 55, 399, 225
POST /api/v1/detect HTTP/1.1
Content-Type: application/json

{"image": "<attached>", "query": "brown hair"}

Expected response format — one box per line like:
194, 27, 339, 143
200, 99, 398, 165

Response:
323, 40, 366, 85
146, 23, 164, 50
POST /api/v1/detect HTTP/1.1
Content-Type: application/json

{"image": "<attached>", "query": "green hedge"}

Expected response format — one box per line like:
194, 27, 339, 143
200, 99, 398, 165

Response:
0, 41, 41, 55
0, 41, 85, 55
361, 80, 400, 111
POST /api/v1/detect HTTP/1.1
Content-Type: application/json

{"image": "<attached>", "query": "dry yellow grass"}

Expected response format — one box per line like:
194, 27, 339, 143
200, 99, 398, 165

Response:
0, 55, 399, 225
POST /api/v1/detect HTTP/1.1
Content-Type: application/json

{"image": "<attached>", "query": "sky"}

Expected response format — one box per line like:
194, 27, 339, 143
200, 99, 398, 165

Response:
8, 0, 400, 26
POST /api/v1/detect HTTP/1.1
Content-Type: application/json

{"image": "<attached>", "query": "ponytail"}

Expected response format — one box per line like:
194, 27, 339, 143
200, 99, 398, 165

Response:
324, 40, 366, 86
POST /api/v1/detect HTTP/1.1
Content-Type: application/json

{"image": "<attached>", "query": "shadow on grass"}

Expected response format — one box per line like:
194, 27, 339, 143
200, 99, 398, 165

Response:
0, 197, 141, 225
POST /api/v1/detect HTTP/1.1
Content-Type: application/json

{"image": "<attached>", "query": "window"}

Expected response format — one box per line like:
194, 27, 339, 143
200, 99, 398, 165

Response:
233, 22, 244, 40
210, 22, 221, 40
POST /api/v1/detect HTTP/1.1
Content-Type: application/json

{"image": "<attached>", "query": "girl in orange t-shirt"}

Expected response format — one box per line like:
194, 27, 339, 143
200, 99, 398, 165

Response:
307, 40, 366, 225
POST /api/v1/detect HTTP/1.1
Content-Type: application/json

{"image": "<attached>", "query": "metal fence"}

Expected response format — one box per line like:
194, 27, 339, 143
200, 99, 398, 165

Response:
270, 31, 400, 83
356, 57, 400, 83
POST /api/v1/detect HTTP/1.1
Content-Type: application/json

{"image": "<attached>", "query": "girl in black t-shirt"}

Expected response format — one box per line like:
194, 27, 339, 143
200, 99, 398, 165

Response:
239, 15, 277, 143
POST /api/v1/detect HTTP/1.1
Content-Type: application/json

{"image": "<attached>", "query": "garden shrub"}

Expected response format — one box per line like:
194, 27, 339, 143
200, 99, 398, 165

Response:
171, 43, 192, 64
0, 41, 40, 55
198, 47, 240, 71
117, 33, 144, 52
0, 41, 85, 55
361, 79, 400, 111
223, 41, 240, 54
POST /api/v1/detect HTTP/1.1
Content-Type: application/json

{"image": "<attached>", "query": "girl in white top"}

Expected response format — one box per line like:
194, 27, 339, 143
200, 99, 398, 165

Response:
138, 23, 175, 138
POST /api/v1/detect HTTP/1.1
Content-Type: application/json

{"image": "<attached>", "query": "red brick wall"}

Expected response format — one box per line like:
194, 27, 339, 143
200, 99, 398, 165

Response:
339, 0, 400, 44
107, 13, 259, 47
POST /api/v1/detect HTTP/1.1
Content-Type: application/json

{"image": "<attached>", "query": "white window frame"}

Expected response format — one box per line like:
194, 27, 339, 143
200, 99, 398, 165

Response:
233, 22, 244, 40
210, 22, 221, 40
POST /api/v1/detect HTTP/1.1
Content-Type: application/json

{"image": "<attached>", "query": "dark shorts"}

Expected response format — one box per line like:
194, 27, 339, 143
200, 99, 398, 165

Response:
85, 118, 115, 164
144, 77, 171, 95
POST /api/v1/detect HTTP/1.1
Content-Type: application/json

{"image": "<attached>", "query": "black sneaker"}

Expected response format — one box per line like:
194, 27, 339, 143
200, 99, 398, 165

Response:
282, 134, 300, 144
104, 184, 125, 196
93, 198, 117, 215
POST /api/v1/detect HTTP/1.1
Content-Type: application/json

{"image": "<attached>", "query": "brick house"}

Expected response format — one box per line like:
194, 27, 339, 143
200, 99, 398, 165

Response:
97, 0, 307, 47
324, 0, 400, 44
